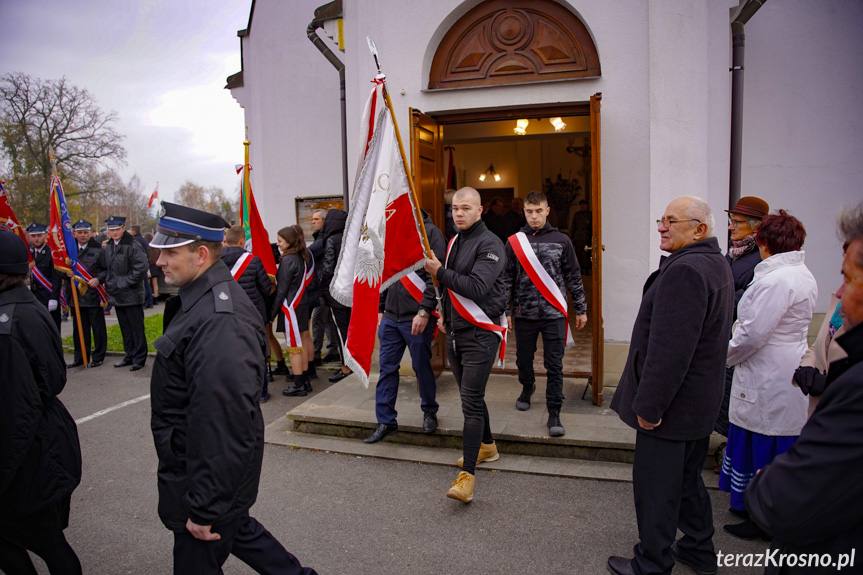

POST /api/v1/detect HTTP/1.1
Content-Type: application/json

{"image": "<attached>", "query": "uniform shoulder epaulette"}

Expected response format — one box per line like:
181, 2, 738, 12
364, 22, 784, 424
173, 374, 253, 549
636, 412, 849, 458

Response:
0, 303, 15, 335
212, 282, 234, 314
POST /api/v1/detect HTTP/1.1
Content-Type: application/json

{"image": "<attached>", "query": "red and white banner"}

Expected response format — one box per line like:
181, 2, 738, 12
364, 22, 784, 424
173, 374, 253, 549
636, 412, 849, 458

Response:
508, 232, 574, 348
330, 76, 426, 386
147, 184, 159, 208
444, 236, 508, 366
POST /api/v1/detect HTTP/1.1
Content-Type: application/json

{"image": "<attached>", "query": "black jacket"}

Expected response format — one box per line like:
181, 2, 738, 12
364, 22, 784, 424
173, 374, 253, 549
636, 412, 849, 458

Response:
726, 242, 762, 321
746, 322, 863, 574
309, 229, 325, 265
220, 246, 271, 325
151, 261, 267, 531
380, 212, 446, 322
66, 237, 108, 308
269, 252, 309, 324
610, 237, 734, 440
0, 283, 82, 518
30, 244, 62, 304
502, 222, 587, 320
320, 209, 348, 309
435, 219, 508, 332
104, 232, 148, 306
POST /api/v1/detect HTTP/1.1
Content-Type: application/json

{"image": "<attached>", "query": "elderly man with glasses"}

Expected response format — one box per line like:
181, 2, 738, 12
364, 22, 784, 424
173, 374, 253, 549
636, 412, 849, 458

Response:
608, 196, 734, 575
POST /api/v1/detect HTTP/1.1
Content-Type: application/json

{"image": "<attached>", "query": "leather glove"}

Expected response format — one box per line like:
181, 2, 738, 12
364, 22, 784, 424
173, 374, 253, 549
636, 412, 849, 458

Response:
793, 366, 827, 396
48, 299, 58, 311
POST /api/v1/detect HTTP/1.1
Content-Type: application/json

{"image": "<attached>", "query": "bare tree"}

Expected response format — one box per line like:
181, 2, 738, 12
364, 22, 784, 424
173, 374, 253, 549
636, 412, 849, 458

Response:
0, 72, 127, 222
175, 181, 208, 211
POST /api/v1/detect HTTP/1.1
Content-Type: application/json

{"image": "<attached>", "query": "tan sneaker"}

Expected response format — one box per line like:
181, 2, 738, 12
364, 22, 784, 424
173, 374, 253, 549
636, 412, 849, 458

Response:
457, 441, 500, 468
447, 471, 475, 502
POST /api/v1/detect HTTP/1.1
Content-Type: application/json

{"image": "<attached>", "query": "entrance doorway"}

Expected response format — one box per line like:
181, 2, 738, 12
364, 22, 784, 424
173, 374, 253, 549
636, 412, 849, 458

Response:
410, 96, 605, 404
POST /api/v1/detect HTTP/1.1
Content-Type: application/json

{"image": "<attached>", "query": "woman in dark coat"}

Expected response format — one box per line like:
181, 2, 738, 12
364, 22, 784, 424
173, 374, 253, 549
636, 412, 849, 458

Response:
0, 231, 83, 575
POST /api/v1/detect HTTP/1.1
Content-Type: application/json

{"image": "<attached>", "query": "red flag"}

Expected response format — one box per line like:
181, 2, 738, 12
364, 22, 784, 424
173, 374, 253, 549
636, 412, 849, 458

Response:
237, 163, 276, 280
330, 77, 426, 386
446, 146, 457, 190
148, 184, 159, 208
48, 175, 76, 275
0, 181, 33, 264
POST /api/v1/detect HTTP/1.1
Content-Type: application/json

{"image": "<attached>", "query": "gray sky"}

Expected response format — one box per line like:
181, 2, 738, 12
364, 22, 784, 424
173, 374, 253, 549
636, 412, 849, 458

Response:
0, 0, 249, 205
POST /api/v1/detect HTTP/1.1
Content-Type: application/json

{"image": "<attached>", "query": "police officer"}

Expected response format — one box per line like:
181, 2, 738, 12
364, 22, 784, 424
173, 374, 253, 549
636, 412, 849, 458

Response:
27, 222, 63, 331
0, 230, 83, 575
149, 203, 317, 575
66, 219, 109, 368
103, 215, 149, 371
502, 190, 588, 437
425, 187, 508, 503
364, 209, 446, 444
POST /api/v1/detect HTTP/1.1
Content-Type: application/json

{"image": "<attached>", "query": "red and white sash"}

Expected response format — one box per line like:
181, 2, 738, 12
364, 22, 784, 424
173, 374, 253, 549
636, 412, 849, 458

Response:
303, 255, 315, 289
399, 271, 441, 337
508, 232, 574, 348
31, 265, 53, 292
445, 236, 507, 366
230, 252, 253, 281
280, 262, 308, 348
75, 261, 109, 306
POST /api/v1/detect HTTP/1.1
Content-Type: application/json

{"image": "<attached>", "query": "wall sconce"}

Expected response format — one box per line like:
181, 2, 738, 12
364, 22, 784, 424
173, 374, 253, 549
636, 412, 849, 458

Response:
549, 117, 566, 132
478, 164, 501, 182
513, 119, 529, 136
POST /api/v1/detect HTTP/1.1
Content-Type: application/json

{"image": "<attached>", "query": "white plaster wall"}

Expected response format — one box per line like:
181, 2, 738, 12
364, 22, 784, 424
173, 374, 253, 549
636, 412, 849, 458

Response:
233, 0, 344, 236
740, 0, 863, 310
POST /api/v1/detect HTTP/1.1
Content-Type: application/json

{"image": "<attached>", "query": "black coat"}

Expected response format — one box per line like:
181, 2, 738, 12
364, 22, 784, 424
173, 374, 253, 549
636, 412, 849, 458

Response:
726, 242, 762, 321
104, 232, 148, 306
150, 261, 267, 531
436, 219, 508, 331
269, 252, 308, 324
610, 237, 734, 440
0, 283, 82, 518
745, 322, 863, 574
66, 237, 108, 308
220, 246, 272, 325
380, 212, 446, 322
319, 209, 347, 309
30, 244, 62, 304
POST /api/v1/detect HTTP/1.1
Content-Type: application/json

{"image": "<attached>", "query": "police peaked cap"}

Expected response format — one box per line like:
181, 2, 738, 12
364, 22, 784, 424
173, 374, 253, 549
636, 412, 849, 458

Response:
73, 219, 93, 230
27, 223, 48, 234
104, 215, 126, 230
150, 201, 230, 248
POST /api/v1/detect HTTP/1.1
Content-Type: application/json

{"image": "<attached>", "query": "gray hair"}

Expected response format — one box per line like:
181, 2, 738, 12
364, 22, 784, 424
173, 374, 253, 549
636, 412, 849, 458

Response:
314, 209, 328, 220
741, 215, 761, 229
838, 202, 863, 267
681, 195, 715, 237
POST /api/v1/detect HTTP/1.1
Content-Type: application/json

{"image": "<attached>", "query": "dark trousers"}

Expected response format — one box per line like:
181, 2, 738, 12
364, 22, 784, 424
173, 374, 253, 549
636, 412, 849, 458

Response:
172, 512, 317, 575
329, 305, 351, 366
115, 305, 147, 366
312, 301, 338, 358
71, 306, 107, 364
713, 367, 734, 437
448, 327, 498, 475
375, 316, 438, 425
0, 498, 81, 575
514, 317, 566, 412
631, 432, 715, 575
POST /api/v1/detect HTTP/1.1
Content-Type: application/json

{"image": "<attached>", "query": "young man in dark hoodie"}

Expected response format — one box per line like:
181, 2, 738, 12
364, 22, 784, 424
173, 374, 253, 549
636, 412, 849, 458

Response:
502, 190, 587, 437
318, 208, 353, 382
221, 225, 274, 401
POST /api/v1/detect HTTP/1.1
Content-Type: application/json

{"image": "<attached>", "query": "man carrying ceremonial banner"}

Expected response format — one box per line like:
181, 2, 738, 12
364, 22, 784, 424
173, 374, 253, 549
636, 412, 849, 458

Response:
329, 74, 428, 387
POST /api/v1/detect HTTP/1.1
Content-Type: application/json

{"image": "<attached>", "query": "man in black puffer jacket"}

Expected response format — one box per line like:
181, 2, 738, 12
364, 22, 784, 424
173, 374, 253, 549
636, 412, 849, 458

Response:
502, 190, 587, 437
0, 230, 83, 575
221, 225, 272, 326
103, 215, 149, 371
425, 187, 508, 503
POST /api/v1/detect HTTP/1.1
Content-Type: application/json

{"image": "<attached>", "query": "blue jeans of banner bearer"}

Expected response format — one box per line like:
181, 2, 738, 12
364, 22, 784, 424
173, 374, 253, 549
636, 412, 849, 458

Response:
375, 316, 439, 426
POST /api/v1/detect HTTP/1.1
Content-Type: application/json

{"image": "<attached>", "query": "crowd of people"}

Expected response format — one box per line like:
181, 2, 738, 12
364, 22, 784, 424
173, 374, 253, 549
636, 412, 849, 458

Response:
2, 190, 862, 575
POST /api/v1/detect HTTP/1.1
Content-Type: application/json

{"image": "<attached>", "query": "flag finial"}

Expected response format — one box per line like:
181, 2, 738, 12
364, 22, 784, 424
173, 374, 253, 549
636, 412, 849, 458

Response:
367, 36, 382, 74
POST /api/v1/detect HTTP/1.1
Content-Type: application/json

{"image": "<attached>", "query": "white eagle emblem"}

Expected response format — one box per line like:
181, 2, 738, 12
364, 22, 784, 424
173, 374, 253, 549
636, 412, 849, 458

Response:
0, 313, 8, 323
219, 291, 229, 300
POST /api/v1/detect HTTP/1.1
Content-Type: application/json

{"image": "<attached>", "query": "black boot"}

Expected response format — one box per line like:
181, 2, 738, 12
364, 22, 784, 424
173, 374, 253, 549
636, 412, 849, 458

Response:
283, 373, 308, 396
547, 411, 565, 437
273, 359, 288, 375
302, 371, 313, 393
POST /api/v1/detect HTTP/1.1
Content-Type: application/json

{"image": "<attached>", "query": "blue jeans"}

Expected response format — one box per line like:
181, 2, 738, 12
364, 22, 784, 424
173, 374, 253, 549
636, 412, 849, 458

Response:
375, 316, 438, 425
448, 327, 498, 475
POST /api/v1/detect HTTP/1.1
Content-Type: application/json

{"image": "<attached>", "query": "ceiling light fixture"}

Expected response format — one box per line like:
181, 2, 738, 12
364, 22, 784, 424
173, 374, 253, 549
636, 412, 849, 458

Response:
479, 164, 501, 182
513, 119, 529, 136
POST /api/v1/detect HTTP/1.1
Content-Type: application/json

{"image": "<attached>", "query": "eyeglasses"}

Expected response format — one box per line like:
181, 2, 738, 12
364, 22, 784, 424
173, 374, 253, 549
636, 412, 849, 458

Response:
656, 218, 701, 229
728, 217, 748, 227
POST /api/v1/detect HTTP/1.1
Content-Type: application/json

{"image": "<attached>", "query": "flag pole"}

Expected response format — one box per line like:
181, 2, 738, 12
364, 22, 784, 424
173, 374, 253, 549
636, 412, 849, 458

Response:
50, 148, 88, 367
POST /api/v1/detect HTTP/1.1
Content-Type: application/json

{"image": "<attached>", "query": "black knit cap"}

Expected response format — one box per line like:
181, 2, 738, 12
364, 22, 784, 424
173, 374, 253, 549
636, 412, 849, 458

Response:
0, 230, 30, 274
